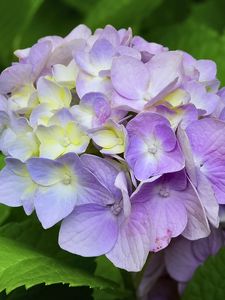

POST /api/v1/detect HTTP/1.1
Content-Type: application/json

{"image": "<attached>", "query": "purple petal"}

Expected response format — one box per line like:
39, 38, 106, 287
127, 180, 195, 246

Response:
106, 202, 151, 271
182, 179, 210, 240
126, 112, 184, 180
98, 25, 120, 47
76, 71, 112, 98
59, 204, 118, 256
34, 183, 77, 228
0, 64, 33, 94
146, 51, 183, 98
65, 24, 91, 41
111, 56, 149, 100
195, 59, 217, 82
57, 153, 115, 206
90, 39, 115, 70
186, 118, 225, 206
27, 158, 66, 186
194, 171, 219, 228
25, 41, 52, 78
0, 159, 35, 211
0, 166, 23, 206
165, 237, 200, 282
81, 154, 120, 199
184, 81, 219, 115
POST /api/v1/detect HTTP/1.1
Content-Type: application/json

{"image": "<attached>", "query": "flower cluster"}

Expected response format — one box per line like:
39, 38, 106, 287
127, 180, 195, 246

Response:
0, 24, 225, 272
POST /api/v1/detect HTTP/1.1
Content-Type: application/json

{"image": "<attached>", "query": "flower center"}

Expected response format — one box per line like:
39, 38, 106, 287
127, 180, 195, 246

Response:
62, 136, 71, 147
111, 202, 122, 216
148, 144, 157, 154
63, 174, 72, 185
159, 187, 170, 198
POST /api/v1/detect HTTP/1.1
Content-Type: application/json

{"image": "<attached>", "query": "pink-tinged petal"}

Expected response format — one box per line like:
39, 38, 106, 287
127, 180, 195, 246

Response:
131, 173, 190, 251
111, 56, 149, 100
34, 183, 77, 228
182, 180, 210, 240
27, 158, 65, 186
59, 204, 118, 256
106, 203, 151, 271
165, 237, 200, 282
147, 193, 187, 252
195, 59, 217, 82
0, 64, 33, 94
146, 51, 183, 98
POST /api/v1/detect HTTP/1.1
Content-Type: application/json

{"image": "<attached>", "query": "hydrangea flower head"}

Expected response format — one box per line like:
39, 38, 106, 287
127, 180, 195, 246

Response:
0, 24, 225, 272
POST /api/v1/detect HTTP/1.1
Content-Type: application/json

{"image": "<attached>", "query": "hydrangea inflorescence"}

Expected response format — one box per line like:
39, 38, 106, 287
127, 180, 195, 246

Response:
0, 24, 225, 272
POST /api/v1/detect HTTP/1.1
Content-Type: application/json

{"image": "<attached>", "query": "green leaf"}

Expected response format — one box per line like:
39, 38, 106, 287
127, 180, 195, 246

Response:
182, 247, 225, 300
93, 256, 134, 300
0, 0, 44, 67
84, 0, 163, 32
0, 154, 5, 170
93, 256, 125, 300
0, 219, 117, 295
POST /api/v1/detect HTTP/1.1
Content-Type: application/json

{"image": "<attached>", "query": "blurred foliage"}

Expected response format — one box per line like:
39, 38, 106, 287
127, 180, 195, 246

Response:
0, 0, 225, 299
